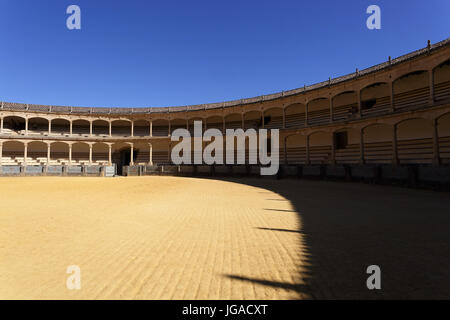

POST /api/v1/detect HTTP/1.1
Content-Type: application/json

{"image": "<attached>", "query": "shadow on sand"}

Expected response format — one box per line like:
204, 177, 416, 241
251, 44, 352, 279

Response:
220, 177, 450, 299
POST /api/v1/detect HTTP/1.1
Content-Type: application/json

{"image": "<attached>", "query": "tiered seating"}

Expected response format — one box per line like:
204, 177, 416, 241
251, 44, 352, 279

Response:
307, 109, 331, 126
439, 136, 450, 164
285, 147, 306, 164
394, 87, 429, 110
243, 119, 260, 130
434, 81, 450, 102
397, 138, 433, 164
335, 144, 360, 164
152, 126, 169, 136
364, 141, 393, 164
333, 104, 357, 122
309, 146, 331, 164
285, 113, 306, 128
361, 96, 391, 117
264, 115, 283, 129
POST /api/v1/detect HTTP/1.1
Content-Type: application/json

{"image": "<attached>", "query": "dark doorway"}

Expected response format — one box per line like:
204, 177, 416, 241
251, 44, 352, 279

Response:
114, 148, 138, 175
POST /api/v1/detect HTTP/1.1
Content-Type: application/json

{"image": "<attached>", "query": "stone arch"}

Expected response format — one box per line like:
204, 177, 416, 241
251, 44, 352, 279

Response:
284, 103, 306, 128
205, 115, 223, 132
395, 117, 432, 164
3, 116, 26, 134
263, 107, 283, 129
51, 118, 71, 135
308, 130, 331, 164
152, 119, 169, 137
134, 119, 150, 137
92, 142, 110, 165
2, 140, 25, 165
243, 110, 262, 130
360, 82, 390, 115
224, 113, 242, 130
72, 119, 90, 135
433, 59, 450, 102
332, 91, 357, 121
27, 141, 48, 165
362, 123, 393, 164
393, 70, 429, 109
28, 117, 49, 135
72, 142, 90, 164
50, 142, 70, 165
111, 120, 132, 137
307, 98, 330, 126
92, 119, 110, 136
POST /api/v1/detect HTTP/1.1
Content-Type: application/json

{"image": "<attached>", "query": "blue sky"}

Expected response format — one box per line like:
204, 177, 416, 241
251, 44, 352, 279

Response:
1, 0, 449, 108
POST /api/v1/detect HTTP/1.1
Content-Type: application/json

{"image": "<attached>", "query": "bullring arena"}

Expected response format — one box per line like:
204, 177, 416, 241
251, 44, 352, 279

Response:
1, 39, 450, 299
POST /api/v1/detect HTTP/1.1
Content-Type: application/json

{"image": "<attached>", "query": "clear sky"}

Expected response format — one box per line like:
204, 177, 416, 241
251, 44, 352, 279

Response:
1, 0, 449, 108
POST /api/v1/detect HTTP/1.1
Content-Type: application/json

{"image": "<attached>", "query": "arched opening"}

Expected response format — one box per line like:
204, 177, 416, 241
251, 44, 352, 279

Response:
151, 141, 171, 166
2, 141, 24, 165
224, 113, 242, 130
111, 120, 132, 137
285, 103, 306, 128
285, 134, 306, 164
205, 116, 223, 132
332, 91, 357, 121
133, 142, 151, 165
263, 107, 283, 129
437, 113, 450, 165
72, 119, 90, 136
134, 119, 150, 137
170, 118, 187, 136
28, 117, 49, 136
51, 118, 70, 136
27, 141, 48, 165
92, 120, 109, 136
243, 111, 262, 130
396, 118, 432, 164
393, 70, 429, 109
152, 119, 169, 137
3, 116, 25, 135
363, 123, 392, 164
307, 98, 330, 126
112, 142, 135, 175
433, 59, 450, 102
333, 128, 360, 164
309, 131, 331, 164
72, 142, 90, 165
92, 143, 109, 165
50, 142, 69, 165
360, 82, 390, 116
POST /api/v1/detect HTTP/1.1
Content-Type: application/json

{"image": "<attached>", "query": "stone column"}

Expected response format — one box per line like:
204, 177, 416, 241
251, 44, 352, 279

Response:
359, 128, 365, 165
89, 121, 93, 136
429, 69, 435, 106
24, 142, 28, 166
168, 120, 171, 136
149, 143, 153, 165
69, 144, 72, 165
108, 144, 112, 166
109, 121, 112, 137
130, 143, 134, 166
150, 120, 153, 137
305, 135, 310, 165
47, 143, 51, 166
131, 121, 134, 137
25, 118, 28, 135
48, 119, 52, 135
89, 144, 93, 165
392, 125, 399, 166
329, 98, 333, 123
432, 118, 440, 167
389, 81, 394, 112
70, 121, 73, 136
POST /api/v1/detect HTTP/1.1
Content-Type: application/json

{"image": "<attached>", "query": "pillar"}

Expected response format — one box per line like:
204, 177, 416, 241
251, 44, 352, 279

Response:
109, 121, 112, 137
48, 119, 52, 135
329, 98, 333, 123
150, 120, 153, 137
432, 118, 440, 167
149, 143, 153, 165
131, 121, 134, 137
389, 81, 394, 112
130, 143, 134, 166
69, 144, 72, 165
70, 121, 73, 136
392, 125, 399, 166
24, 142, 28, 166
305, 135, 310, 165
89, 144, 93, 165
47, 143, 51, 166
359, 128, 365, 165
168, 120, 171, 136
89, 121, 93, 136
25, 118, 28, 135
429, 69, 435, 106
108, 144, 112, 166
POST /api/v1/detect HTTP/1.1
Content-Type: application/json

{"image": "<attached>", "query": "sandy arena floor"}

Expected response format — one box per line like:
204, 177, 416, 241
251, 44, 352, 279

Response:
1, 176, 450, 299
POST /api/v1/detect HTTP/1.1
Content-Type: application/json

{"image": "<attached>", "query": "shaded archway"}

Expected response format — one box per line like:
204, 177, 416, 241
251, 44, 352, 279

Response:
360, 82, 390, 116
308, 131, 331, 164
50, 142, 69, 165
92, 120, 109, 136
72, 142, 90, 165
152, 119, 169, 137
72, 119, 90, 136
205, 116, 223, 132
285, 134, 306, 164
51, 118, 70, 135
264, 107, 283, 129
134, 119, 150, 137
2, 140, 24, 165
285, 103, 306, 128
332, 91, 357, 121
3, 116, 25, 135
243, 111, 262, 130
92, 143, 110, 165
307, 98, 330, 126
224, 113, 242, 130
333, 128, 360, 164
362, 123, 392, 164
433, 59, 450, 102
393, 70, 429, 109
111, 120, 132, 137
28, 117, 49, 135
27, 141, 48, 165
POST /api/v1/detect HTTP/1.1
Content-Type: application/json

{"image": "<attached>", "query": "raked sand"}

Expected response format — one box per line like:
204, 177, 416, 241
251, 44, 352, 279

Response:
1, 176, 450, 299
0, 176, 304, 299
